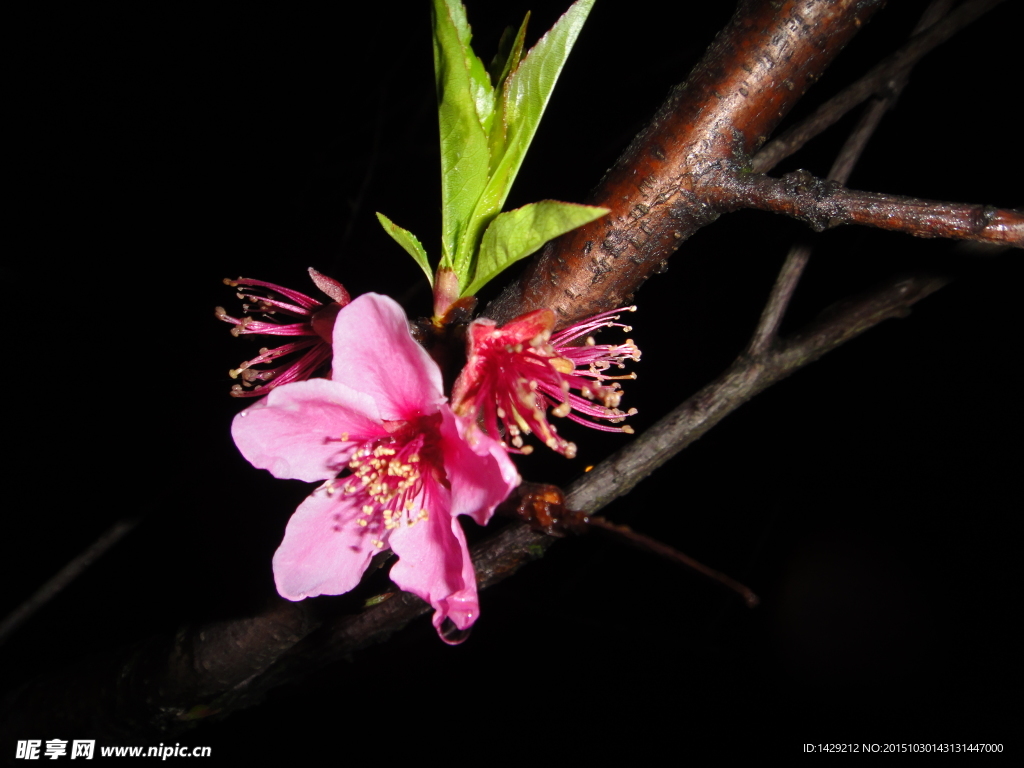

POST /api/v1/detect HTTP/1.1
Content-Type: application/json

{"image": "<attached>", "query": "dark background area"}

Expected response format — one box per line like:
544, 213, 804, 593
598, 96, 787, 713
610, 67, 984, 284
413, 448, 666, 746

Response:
5, 0, 1018, 760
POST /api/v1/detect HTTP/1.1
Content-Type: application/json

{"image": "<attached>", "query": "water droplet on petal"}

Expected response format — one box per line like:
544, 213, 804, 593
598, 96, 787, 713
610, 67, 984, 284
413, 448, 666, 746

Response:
439, 617, 472, 645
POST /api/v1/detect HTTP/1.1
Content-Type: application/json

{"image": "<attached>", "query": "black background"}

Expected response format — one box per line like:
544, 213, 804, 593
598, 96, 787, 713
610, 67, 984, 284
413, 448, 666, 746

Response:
5, 0, 1018, 761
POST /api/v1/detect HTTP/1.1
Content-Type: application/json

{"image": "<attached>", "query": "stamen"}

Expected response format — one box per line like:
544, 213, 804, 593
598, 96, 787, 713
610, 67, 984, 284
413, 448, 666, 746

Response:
451, 306, 640, 457
216, 271, 348, 398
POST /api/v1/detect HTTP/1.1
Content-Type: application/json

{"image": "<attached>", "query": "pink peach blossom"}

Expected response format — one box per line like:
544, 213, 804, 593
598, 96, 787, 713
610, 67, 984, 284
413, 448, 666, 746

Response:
451, 307, 641, 459
232, 293, 519, 641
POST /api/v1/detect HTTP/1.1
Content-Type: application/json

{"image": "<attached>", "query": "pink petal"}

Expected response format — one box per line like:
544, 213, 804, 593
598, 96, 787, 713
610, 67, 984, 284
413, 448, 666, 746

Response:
387, 481, 480, 634
272, 484, 380, 600
439, 407, 520, 526
490, 308, 556, 343
232, 378, 385, 482
329, 293, 445, 421
307, 266, 350, 305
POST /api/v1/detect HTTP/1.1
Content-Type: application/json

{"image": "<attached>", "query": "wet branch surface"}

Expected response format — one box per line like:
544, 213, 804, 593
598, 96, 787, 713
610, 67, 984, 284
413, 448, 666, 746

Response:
2, 0, 1014, 743
704, 169, 1023, 246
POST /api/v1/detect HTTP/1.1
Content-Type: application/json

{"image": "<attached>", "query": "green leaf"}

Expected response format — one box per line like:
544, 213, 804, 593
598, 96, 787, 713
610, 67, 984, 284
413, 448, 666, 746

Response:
488, 13, 530, 98
454, 0, 596, 289
503, 0, 594, 135
375, 212, 433, 287
487, 14, 530, 178
443, 0, 495, 134
432, 0, 492, 269
463, 200, 608, 297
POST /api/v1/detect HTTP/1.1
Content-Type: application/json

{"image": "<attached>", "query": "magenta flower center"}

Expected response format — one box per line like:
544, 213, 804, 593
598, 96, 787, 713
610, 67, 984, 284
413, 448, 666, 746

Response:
452, 307, 640, 458
331, 414, 444, 549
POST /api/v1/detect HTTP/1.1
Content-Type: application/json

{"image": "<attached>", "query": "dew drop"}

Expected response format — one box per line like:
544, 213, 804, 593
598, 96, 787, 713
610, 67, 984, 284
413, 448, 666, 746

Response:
439, 617, 472, 645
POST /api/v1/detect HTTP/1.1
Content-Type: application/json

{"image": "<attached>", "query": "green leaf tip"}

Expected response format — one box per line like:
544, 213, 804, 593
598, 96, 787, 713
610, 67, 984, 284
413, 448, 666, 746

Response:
488, 12, 530, 97
375, 212, 434, 287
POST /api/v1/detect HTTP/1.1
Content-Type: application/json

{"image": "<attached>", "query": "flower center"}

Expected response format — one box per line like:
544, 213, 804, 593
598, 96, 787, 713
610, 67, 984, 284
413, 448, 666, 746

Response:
333, 414, 444, 549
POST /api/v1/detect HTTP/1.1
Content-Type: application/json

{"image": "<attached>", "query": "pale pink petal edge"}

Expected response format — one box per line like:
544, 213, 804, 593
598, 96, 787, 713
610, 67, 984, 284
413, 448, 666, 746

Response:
273, 484, 380, 600
232, 378, 384, 482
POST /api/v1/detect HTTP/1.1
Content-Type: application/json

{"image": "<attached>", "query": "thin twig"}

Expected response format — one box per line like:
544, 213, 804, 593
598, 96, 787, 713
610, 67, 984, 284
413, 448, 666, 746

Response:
752, 0, 1002, 173
491, 484, 760, 607
747, 241, 816, 357
705, 171, 1023, 247
0, 518, 139, 648
587, 516, 760, 607
746, 0, 954, 357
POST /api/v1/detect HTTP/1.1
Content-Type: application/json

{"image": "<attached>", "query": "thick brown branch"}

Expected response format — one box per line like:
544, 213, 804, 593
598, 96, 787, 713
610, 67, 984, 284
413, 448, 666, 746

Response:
705, 170, 1023, 246
752, 0, 1004, 173
487, 0, 885, 326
